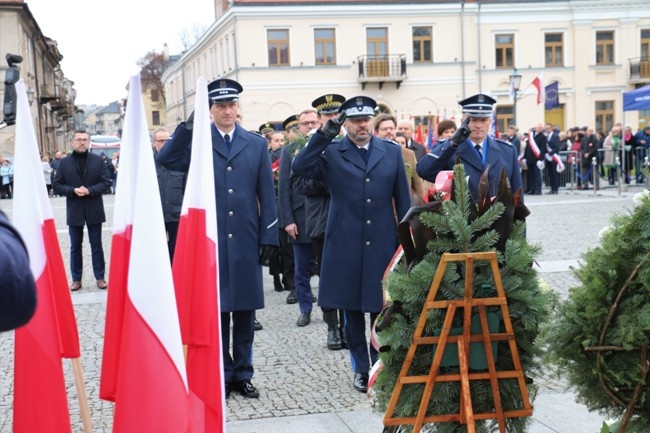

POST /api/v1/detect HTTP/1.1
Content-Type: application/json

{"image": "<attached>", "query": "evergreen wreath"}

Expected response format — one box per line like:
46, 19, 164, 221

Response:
372, 164, 554, 433
541, 189, 650, 433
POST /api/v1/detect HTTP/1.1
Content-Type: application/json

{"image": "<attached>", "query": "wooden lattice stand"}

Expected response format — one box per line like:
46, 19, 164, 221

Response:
383, 252, 533, 433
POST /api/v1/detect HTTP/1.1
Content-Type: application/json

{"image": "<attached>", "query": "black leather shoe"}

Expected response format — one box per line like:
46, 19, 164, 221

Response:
254, 319, 263, 331
340, 328, 348, 349
233, 380, 259, 398
353, 373, 369, 393
286, 290, 297, 304
297, 312, 311, 327
225, 382, 232, 398
312, 294, 317, 303
327, 328, 342, 350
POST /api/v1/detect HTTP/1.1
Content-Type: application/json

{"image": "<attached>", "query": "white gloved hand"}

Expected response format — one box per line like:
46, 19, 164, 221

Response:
536, 160, 545, 170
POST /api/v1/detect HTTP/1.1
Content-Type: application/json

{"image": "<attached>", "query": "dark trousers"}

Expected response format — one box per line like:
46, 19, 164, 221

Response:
545, 163, 559, 192
344, 310, 379, 374
293, 242, 313, 314
69, 223, 105, 282
279, 228, 295, 288
221, 310, 255, 383
526, 163, 542, 193
165, 221, 179, 262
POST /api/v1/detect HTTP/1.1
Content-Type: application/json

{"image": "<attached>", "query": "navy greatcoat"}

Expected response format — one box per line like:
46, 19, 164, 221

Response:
291, 132, 411, 313
0, 212, 37, 332
156, 123, 278, 312
417, 135, 523, 201
52, 152, 111, 226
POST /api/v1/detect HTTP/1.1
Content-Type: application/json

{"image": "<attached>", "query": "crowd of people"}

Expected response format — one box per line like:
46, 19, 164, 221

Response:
507, 122, 650, 193
5, 77, 649, 403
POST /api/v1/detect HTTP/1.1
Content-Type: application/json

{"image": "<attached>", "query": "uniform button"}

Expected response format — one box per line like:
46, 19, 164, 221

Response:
366, 198, 371, 203
228, 189, 234, 194
365, 178, 370, 183
366, 220, 371, 225
228, 211, 234, 216
365, 241, 371, 246
227, 166, 233, 172
228, 234, 233, 239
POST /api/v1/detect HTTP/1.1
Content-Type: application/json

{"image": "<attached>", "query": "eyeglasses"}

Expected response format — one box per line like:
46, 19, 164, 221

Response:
300, 121, 319, 127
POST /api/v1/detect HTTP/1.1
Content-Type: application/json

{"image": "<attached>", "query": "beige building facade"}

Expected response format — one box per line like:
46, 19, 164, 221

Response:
0, 0, 76, 157
163, 0, 650, 135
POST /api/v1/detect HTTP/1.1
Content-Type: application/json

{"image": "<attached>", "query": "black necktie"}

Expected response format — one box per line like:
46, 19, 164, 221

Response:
475, 144, 482, 159
224, 134, 231, 149
359, 147, 368, 163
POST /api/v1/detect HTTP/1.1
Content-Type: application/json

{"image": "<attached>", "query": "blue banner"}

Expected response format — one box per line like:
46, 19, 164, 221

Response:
545, 81, 559, 110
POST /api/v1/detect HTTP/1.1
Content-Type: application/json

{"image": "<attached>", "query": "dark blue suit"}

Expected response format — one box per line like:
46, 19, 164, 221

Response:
52, 151, 111, 282
278, 143, 313, 314
292, 132, 410, 374
157, 122, 278, 384
417, 135, 524, 200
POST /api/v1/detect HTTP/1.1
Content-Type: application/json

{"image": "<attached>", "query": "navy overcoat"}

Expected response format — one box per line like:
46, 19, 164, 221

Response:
157, 122, 278, 312
417, 136, 523, 200
292, 132, 410, 313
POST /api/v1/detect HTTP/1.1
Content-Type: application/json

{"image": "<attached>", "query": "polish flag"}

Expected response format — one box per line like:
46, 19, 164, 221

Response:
99, 73, 192, 432
531, 72, 545, 105
11, 80, 80, 432
172, 77, 226, 432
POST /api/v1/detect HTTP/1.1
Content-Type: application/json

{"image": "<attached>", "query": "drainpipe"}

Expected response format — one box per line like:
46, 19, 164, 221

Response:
31, 34, 45, 153
460, 0, 466, 99
476, 2, 482, 93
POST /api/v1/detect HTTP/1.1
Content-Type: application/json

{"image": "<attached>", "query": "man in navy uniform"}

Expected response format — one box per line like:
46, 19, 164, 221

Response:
292, 96, 410, 393
417, 93, 523, 200
157, 78, 278, 399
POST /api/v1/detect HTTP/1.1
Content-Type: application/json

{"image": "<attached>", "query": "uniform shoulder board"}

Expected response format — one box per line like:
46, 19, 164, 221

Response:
495, 137, 513, 147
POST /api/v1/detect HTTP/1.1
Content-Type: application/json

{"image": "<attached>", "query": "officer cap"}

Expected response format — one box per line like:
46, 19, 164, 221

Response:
458, 93, 496, 118
311, 94, 346, 115
207, 78, 243, 104
282, 114, 299, 131
259, 122, 275, 135
338, 96, 377, 119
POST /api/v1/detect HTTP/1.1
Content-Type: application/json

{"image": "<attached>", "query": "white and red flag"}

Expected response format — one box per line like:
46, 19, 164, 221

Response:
11, 79, 79, 433
172, 77, 226, 432
531, 72, 545, 105
99, 73, 192, 432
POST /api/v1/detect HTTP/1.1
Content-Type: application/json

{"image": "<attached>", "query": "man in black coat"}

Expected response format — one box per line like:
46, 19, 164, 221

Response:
152, 127, 186, 261
278, 108, 319, 326
53, 130, 112, 292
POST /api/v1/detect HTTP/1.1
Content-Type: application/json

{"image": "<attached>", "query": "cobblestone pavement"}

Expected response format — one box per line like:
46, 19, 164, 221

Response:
0, 184, 645, 432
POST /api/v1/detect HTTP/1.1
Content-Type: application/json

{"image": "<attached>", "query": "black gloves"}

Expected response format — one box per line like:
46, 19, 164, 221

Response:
184, 110, 195, 130
259, 244, 278, 266
319, 112, 347, 139
449, 117, 471, 147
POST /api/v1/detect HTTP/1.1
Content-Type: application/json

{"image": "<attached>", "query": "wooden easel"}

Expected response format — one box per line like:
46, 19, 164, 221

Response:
383, 252, 532, 433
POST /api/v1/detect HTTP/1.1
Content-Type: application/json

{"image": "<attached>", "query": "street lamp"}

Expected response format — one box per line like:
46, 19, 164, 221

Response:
509, 68, 522, 127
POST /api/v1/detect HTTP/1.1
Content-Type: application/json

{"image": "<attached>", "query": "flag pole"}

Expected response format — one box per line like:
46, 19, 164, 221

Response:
71, 358, 94, 433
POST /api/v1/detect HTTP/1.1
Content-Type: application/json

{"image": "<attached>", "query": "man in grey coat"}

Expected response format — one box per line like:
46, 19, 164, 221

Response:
157, 78, 278, 399
292, 96, 410, 393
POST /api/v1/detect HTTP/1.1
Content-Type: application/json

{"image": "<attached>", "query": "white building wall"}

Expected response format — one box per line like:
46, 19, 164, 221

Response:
162, 0, 650, 133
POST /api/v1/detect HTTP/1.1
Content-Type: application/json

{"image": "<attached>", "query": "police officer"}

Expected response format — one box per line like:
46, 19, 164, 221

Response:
304, 94, 348, 349
157, 78, 278, 399
417, 93, 523, 200
292, 96, 411, 393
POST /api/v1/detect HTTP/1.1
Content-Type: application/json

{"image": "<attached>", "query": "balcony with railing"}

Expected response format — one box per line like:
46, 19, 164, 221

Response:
629, 56, 650, 83
357, 54, 407, 90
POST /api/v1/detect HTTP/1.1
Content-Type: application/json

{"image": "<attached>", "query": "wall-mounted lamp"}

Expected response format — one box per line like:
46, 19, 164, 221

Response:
26, 87, 35, 106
